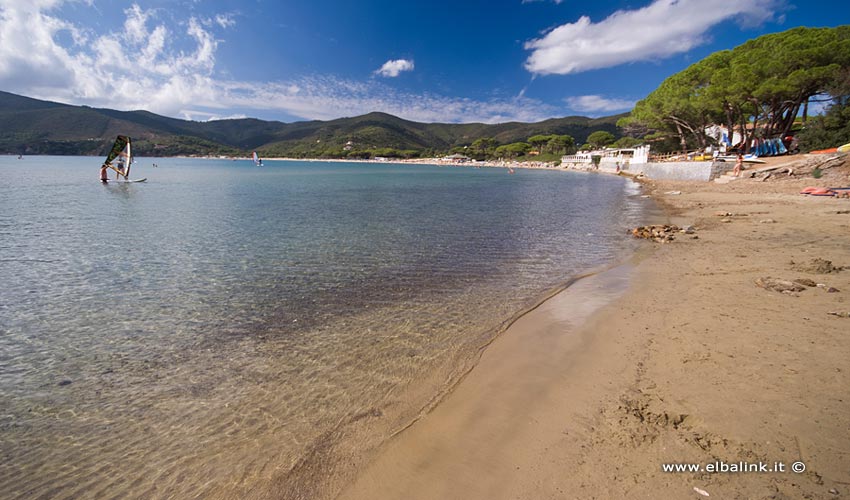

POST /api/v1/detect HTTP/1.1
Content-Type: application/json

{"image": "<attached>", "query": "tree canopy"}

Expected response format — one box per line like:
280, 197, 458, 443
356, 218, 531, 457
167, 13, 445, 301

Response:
495, 141, 532, 159
586, 130, 616, 149
527, 134, 576, 154
626, 26, 850, 153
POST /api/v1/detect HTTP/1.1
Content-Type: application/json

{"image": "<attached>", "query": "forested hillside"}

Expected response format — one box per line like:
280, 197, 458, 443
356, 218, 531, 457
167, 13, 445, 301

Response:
0, 91, 622, 158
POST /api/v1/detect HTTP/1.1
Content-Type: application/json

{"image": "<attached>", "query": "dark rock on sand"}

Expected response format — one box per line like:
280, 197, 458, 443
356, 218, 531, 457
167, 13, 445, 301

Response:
631, 225, 681, 243
793, 278, 818, 287
755, 277, 807, 294
790, 258, 844, 274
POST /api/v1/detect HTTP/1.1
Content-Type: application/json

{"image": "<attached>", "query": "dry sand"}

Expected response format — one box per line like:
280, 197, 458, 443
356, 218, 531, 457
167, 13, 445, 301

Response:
337, 155, 850, 500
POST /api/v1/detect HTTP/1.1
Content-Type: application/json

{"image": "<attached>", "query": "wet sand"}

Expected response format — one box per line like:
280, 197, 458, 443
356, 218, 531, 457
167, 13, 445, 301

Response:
338, 155, 850, 499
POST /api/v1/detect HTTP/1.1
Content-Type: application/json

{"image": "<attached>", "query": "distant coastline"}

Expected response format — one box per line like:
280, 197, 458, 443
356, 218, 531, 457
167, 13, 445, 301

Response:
161, 154, 565, 171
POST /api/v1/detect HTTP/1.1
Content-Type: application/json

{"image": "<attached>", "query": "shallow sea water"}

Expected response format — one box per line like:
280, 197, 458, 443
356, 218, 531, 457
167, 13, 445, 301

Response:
0, 156, 653, 498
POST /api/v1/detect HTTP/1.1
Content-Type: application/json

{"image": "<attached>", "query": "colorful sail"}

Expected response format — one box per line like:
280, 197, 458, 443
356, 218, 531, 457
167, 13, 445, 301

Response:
103, 135, 132, 178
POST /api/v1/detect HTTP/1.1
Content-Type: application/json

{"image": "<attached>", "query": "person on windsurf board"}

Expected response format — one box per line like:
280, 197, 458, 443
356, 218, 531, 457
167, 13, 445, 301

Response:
99, 135, 145, 182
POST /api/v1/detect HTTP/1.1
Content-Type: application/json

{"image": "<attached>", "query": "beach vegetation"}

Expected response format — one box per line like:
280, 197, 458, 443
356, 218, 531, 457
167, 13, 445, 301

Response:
586, 130, 616, 149
591, 154, 602, 167
528, 134, 576, 155
528, 134, 551, 152
545, 134, 576, 155
794, 69, 850, 152
471, 137, 498, 159
495, 141, 532, 159
627, 26, 850, 154
611, 136, 643, 149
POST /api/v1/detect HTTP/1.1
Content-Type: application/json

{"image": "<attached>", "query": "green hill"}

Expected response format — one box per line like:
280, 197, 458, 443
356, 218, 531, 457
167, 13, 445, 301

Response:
0, 91, 623, 158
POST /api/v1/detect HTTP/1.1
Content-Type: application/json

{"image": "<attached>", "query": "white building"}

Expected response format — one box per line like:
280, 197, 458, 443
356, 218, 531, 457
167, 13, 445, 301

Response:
562, 145, 650, 171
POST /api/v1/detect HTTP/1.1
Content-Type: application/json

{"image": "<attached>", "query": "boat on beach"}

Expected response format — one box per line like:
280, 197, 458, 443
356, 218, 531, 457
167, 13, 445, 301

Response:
716, 155, 767, 164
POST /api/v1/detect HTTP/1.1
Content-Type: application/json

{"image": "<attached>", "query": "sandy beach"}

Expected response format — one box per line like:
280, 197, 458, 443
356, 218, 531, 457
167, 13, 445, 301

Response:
337, 155, 850, 499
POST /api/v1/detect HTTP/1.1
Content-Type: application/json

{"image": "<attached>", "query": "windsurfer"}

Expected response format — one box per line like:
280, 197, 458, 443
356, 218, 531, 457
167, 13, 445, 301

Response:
100, 135, 136, 182
100, 164, 109, 183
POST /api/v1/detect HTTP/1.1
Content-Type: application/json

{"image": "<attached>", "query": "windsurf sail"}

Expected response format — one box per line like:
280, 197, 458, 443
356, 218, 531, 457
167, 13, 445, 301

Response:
103, 135, 132, 179
252, 151, 262, 166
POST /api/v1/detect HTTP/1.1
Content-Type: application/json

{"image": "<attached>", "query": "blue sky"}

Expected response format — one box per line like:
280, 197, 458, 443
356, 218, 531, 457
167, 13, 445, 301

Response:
0, 0, 847, 124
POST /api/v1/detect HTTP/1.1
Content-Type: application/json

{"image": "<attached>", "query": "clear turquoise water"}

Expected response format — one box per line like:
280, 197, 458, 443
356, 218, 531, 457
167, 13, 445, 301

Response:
0, 156, 653, 498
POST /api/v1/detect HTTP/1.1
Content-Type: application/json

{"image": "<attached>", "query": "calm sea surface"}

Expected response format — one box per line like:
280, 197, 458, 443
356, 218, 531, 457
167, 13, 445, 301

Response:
0, 156, 653, 498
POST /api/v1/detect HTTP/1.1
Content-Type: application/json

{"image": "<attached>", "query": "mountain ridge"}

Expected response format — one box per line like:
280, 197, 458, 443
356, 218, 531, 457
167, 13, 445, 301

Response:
0, 91, 624, 157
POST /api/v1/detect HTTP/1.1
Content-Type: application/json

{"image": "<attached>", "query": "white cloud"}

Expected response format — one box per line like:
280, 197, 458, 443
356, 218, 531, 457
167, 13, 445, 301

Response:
214, 14, 236, 29
215, 76, 559, 124
374, 59, 414, 78
0, 2, 557, 124
0, 2, 228, 113
524, 0, 780, 75
565, 95, 636, 114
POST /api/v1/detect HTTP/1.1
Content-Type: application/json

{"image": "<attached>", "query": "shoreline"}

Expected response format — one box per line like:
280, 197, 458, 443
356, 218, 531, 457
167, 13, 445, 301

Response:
248, 171, 656, 500
335, 156, 850, 499
257, 259, 652, 500
173, 155, 565, 171
337, 256, 654, 500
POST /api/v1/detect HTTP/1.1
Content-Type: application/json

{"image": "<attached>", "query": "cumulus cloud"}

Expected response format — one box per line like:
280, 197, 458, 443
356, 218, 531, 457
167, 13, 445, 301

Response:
374, 59, 414, 78
524, 0, 780, 75
0, 2, 555, 124
0, 1, 227, 113
565, 95, 636, 114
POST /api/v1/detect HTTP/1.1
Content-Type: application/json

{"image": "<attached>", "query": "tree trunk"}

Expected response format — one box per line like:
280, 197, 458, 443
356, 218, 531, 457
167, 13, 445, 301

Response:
724, 103, 736, 148
739, 115, 749, 153
779, 100, 801, 139
750, 99, 761, 140
675, 122, 687, 152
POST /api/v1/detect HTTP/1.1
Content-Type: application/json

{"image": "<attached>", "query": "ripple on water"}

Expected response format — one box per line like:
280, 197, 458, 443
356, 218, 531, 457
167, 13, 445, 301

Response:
0, 157, 655, 498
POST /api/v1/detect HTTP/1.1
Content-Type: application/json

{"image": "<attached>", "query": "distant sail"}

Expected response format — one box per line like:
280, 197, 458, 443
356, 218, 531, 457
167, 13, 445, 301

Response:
103, 135, 132, 178
252, 151, 262, 166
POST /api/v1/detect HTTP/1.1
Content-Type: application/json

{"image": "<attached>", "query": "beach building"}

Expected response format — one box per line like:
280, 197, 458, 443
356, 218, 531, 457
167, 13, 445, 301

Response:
561, 145, 651, 172
443, 153, 471, 163
561, 144, 735, 181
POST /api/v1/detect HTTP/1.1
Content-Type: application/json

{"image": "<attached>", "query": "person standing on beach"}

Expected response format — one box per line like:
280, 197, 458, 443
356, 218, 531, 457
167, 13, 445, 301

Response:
733, 153, 744, 177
